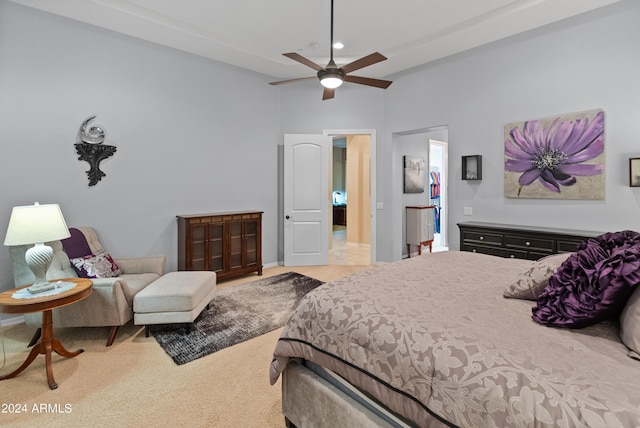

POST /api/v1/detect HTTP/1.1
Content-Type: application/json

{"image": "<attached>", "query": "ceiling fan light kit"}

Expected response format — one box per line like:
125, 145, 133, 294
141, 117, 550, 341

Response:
270, 0, 392, 99
318, 62, 345, 88
320, 74, 343, 89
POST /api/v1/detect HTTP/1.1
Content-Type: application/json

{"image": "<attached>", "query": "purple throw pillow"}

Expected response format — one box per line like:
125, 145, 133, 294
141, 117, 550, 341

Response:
61, 228, 92, 259
532, 230, 640, 328
70, 250, 121, 279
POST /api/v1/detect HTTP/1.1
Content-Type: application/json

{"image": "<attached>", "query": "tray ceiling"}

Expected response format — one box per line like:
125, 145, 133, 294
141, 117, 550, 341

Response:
10, 0, 621, 79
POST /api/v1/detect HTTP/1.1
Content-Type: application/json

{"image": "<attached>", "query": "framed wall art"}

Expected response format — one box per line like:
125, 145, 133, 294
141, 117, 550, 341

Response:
462, 155, 482, 180
504, 109, 605, 200
630, 158, 640, 187
403, 156, 425, 193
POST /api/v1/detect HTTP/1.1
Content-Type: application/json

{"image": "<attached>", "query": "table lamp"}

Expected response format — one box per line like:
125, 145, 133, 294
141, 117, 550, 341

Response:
4, 203, 71, 294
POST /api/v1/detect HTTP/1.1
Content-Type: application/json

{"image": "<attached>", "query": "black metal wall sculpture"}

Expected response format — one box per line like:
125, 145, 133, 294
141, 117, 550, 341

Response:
75, 115, 117, 186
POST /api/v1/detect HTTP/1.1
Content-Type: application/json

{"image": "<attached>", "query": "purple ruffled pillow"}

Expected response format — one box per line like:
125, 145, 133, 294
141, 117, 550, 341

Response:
532, 230, 640, 328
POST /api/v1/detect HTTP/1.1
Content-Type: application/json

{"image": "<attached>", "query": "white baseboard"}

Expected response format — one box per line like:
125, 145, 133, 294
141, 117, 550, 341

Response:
263, 261, 281, 268
0, 314, 24, 327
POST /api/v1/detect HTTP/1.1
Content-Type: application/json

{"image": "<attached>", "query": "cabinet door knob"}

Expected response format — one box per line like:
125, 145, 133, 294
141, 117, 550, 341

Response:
285, 215, 290, 219
525, 241, 531, 246
510, 254, 515, 258
479, 236, 484, 240
472, 249, 477, 253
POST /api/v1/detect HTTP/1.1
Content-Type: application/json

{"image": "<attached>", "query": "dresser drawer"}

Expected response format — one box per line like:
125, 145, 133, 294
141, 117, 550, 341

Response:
458, 222, 601, 261
557, 238, 586, 253
461, 230, 503, 246
502, 248, 531, 260
462, 244, 504, 257
505, 235, 554, 251
463, 244, 529, 260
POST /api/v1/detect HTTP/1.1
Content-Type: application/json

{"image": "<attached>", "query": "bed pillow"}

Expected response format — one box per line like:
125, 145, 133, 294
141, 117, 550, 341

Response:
70, 250, 121, 278
620, 286, 640, 356
532, 230, 640, 328
504, 253, 572, 300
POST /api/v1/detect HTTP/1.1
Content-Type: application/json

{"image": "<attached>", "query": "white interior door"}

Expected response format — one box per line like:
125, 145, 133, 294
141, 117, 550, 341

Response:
284, 134, 329, 266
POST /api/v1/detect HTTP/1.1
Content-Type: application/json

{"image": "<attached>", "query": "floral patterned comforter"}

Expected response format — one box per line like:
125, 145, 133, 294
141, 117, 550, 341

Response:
270, 251, 640, 427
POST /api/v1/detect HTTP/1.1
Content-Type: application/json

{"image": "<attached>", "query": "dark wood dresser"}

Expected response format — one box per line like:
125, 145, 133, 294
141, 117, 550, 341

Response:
333, 205, 347, 226
177, 211, 263, 280
458, 222, 603, 260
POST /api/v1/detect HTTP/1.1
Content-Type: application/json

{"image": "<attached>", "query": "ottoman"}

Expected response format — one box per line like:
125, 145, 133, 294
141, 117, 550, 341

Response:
134, 271, 216, 335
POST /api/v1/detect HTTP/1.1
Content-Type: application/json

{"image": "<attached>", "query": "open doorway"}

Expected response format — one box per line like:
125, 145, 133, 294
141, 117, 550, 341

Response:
392, 126, 449, 260
329, 134, 371, 265
282, 131, 376, 267
429, 139, 448, 251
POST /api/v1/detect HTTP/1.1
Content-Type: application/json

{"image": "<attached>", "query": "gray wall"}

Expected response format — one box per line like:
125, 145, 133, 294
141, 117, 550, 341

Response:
279, 0, 640, 262
0, 2, 280, 300
379, 0, 640, 260
1, 0, 640, 307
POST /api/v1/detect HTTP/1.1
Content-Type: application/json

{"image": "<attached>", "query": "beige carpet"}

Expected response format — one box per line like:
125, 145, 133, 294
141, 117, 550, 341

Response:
0, 265, 370, 428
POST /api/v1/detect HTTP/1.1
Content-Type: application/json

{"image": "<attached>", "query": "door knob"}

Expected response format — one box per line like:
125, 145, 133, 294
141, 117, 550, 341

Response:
285, 215, 290, 219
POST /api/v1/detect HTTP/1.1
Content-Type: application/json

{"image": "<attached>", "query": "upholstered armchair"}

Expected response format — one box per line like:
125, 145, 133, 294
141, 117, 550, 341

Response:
9, 227, 165, 346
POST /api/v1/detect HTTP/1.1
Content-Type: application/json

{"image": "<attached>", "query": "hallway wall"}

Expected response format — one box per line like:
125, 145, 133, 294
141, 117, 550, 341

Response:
346, 135, 371, 245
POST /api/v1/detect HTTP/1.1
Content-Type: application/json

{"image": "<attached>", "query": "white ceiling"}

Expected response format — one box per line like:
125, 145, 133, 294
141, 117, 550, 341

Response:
10, 0, 620, 79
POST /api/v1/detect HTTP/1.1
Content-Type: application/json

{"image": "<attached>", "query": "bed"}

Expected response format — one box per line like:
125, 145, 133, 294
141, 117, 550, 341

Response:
270, 246, 640, 427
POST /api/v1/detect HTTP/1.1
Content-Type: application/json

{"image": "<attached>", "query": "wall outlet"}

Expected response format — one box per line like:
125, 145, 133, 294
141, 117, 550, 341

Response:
463, 207, 473, 216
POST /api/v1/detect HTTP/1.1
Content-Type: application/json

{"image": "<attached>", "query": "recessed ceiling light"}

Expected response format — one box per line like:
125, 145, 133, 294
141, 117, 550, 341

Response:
333, 42, 344, 49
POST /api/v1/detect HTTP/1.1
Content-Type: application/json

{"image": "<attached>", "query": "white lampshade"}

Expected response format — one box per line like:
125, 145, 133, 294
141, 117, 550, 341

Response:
4, 203, 70, 246
4, 203, 71, 293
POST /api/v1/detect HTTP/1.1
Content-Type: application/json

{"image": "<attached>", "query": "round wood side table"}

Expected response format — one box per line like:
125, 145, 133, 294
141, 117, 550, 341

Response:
0, 278, 92, 389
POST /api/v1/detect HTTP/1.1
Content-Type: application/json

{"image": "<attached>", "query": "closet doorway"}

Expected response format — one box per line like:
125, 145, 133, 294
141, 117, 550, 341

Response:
429, 139, 448, 251
392, 126, 449, 260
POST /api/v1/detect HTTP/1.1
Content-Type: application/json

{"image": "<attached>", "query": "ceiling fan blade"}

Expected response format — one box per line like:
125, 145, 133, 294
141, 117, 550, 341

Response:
340, 52, 387, 74
269, 76, 317, 86
322, 87, 335, 100
344, 75, 393, 89
283, 52, 325, 72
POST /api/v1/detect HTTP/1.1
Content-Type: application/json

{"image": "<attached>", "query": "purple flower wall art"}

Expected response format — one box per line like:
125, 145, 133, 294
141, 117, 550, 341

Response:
504, 109, 605, 199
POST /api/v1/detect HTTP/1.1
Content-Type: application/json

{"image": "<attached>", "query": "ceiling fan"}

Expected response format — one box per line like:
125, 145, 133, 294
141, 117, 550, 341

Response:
269, 0, 392, 100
